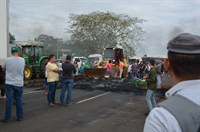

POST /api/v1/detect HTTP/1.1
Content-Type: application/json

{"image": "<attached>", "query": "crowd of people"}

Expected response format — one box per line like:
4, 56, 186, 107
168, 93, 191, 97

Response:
0, 33, 199, 132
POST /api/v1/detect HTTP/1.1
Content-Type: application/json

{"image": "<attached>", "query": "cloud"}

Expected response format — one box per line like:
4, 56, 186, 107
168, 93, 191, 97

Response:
9, 0, 199, 57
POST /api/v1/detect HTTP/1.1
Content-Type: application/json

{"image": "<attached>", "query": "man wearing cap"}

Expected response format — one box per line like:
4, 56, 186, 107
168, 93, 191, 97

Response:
143, 33, 200, 132
1, 46, 25, 123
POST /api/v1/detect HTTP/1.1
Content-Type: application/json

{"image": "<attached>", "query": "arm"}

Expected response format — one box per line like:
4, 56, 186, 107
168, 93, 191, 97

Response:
146, 69, 156, 83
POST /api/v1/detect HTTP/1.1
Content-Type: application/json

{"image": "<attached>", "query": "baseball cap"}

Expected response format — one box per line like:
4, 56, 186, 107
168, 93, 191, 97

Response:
167, 33, 200, 54
11, 46, 19, 53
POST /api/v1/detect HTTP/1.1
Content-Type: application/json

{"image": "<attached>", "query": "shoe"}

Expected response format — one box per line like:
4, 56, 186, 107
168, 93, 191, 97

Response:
17, 119, 23, 121
144, 111, 150, 116
2, 96, 6, 99
45, 93, 47, 95
49, 103, 54, 107
1, 119, 10, 123
53, 102, 59, 104
65, 103, 72, 107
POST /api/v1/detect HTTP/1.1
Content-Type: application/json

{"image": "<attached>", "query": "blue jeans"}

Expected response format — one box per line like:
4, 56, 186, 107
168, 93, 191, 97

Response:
75, 68, 78, 75
128, 72, 132, 80
146, 89, 156, 111
157, 74, 162, 89
60, 79, 74, 105
4, 84, 23, 121
59, 70, 63, 78
106, 71, 113, 78
47, 81, 57, 104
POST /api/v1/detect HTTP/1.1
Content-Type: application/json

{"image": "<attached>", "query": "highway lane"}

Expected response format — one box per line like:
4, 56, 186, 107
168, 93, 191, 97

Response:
0, 88, 153, 132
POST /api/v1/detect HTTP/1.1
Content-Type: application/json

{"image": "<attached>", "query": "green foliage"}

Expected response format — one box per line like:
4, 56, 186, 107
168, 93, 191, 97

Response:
66, 11, 146, 57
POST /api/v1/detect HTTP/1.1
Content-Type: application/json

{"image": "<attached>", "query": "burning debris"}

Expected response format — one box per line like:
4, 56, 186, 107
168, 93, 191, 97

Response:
74, 75, 167, 97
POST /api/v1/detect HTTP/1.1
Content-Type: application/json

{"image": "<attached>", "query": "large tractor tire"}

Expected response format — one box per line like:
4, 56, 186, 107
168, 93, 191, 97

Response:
39, 58, 48, 78
24, 65, 32, 80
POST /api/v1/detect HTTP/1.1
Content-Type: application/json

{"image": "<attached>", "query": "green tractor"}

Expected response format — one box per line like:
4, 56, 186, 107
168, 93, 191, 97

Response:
21, 44, 48, 80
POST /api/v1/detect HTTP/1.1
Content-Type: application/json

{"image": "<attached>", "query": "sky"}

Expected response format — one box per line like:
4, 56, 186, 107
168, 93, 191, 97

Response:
9, 0, 200, 57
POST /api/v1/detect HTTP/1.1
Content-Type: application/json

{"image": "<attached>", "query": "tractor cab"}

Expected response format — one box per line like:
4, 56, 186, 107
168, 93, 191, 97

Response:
22, 45, 44, 65
21, 44, 48, 80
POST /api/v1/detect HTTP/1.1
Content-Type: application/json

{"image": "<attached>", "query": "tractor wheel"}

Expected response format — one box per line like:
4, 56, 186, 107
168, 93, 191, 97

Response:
40, 58, 48, 78
24, 65, 32, 80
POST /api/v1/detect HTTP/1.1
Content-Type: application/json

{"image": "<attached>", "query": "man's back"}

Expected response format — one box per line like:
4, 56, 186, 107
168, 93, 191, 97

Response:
62, 61, 76, 80
3, 56, 25, 87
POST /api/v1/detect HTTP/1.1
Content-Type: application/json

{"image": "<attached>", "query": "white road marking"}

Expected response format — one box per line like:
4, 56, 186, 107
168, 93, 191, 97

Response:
77, 92, 111, 104
23, 91, 42, 95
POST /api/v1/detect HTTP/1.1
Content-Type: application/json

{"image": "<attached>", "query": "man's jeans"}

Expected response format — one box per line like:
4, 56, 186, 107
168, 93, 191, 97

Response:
4, 84, 23, 121
106, 71, 113, 78
157, 74, 162, 89
60, 79, 74, 105
47, 81, 57, 104
146, 89, 156, 111
128, 72, 132, 80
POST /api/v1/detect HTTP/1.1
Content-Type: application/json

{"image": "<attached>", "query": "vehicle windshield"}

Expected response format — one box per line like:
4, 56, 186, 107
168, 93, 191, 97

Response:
80, 58, 86, 62
88, 57, 99, 62
104, 49, 114, 59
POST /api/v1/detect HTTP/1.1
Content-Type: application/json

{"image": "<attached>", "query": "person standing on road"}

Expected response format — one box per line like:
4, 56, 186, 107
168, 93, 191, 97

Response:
127, 62, 133, 80
106, 60, 113, 78
143, 59, 157, 116
1, 46, 25, 123
46, 54, 60, 107
119, 59, 124, 78
144, 33, 200, 132
59, 55, 76, 106
156, 61, 164, 89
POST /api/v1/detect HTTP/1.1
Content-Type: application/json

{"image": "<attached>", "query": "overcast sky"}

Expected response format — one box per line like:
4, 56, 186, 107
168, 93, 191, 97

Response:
9, 0, 199, 57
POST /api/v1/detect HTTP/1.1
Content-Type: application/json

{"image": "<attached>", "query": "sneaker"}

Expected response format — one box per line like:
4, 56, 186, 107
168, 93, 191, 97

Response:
65, 103, 72, 107
17, 119, 23, 121
49, 103, 54, 107
1, 119, 10, 123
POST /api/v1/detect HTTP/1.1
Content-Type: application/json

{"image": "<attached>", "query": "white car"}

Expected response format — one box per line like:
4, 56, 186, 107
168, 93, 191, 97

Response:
72, 57, 86, 68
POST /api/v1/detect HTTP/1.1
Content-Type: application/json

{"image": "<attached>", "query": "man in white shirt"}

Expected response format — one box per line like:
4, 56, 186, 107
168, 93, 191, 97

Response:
144, 33, 200, 132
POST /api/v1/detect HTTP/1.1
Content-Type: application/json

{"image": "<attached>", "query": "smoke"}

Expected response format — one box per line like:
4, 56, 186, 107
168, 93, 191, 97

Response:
168, 26, 184, 40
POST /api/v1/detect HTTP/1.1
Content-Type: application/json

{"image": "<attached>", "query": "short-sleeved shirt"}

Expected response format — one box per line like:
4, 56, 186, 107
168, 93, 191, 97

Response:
2, 56, 25, 87
46, 62, 59, 82
62, 61, 76, 80
119, 61, 124, 69
106, 63, 111, 72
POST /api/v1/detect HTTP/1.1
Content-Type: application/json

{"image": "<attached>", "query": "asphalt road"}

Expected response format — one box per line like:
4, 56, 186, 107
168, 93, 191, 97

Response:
0, 87, 164, 132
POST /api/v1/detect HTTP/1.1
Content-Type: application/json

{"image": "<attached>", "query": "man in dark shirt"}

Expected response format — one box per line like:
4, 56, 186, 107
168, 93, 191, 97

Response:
59, 55, 76, 106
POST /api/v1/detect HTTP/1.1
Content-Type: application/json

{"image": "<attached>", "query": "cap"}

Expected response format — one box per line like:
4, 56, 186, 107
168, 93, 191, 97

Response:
11, 46, 19, 53
167, 33, 200, 54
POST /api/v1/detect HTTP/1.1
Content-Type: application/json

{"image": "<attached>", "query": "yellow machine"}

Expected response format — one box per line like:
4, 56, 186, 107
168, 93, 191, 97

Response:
84, 47, 128, 78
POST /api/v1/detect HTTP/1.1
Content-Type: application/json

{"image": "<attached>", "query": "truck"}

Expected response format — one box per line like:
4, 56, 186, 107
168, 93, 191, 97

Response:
0, 0, 9, 89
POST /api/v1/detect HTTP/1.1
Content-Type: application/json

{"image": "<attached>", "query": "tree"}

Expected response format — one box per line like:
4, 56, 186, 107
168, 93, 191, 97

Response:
35, 34, 65, 57
9, 32, 15, 44
66, 11, 146, 57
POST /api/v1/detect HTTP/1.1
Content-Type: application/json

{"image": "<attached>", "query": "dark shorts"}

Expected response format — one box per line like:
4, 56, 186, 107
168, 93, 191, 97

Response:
44, 78, 49, 86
